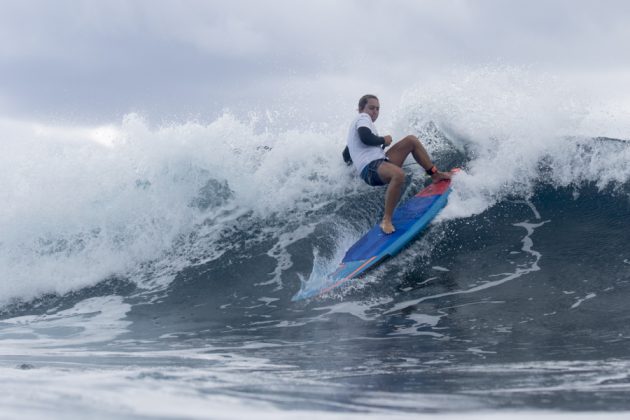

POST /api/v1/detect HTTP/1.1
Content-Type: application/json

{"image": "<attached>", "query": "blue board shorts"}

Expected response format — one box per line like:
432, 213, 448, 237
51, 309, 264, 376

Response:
360, 159, 388, 186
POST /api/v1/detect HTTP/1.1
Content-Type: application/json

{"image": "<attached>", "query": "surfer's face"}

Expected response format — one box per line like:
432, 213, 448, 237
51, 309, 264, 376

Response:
361, 98, 380, 122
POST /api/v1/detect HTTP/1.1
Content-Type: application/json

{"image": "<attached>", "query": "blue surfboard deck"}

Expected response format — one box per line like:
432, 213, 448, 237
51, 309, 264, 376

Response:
293, 177, 453, 301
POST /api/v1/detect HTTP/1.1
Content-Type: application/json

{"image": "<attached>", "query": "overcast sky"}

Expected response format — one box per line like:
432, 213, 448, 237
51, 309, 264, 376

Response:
1, 0, 629, 125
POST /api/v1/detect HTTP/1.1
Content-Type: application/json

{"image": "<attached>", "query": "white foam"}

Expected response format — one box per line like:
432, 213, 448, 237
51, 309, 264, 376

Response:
395, 67, 630, 220
0, 112, 355, 304
0, 362, 629, 419
0, 295, 130, 351
317, 297, 393, 322
388, 312, 444, 337
258, 222, 318, 289
570, 293, 597, 309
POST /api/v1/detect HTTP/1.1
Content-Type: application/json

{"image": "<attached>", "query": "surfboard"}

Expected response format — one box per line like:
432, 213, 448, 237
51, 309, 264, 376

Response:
292, 174, 454, 301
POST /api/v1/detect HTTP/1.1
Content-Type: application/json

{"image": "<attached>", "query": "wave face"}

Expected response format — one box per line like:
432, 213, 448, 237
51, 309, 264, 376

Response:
1, 69, 630, 417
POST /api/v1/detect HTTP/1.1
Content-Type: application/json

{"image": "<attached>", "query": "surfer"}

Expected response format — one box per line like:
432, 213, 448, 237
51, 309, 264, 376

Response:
344, 94, 451, 234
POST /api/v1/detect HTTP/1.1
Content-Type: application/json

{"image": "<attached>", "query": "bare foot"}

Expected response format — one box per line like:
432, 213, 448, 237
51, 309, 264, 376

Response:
380, 219, 396, 234
431, 170, 452, 182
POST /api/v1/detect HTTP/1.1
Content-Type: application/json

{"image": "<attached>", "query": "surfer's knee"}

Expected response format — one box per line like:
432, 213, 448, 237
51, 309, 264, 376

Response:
401, 135, 419, 144
409, 135, 427, 150
398, 135, 422, 151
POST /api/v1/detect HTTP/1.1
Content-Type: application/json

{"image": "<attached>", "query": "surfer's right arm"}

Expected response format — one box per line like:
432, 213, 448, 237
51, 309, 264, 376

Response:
358, 127, 392, 147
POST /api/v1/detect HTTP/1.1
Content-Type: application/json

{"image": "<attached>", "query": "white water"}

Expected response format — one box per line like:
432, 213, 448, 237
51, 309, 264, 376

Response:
0, 113, 353, 305
393, 67, 630, 220
1, 67, 629, 306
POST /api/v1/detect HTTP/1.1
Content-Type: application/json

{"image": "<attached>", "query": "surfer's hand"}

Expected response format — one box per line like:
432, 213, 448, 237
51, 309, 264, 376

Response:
383, 135, 392, 147
431, 171, 452, 182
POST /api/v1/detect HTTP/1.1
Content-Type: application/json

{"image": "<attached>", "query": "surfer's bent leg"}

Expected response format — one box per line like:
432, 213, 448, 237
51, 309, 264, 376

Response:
376, 162, 405, 234
386, 135, 451, 181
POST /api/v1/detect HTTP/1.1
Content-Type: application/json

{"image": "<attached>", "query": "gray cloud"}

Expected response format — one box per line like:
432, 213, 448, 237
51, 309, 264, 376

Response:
0, 0, 628, 124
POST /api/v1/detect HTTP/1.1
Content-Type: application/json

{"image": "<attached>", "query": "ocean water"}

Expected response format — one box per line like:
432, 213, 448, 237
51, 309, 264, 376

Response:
2, 69, 630, 418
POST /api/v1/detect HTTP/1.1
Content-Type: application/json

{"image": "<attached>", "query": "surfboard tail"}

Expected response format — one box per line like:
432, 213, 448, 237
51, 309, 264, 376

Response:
291, 256, 385, 301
